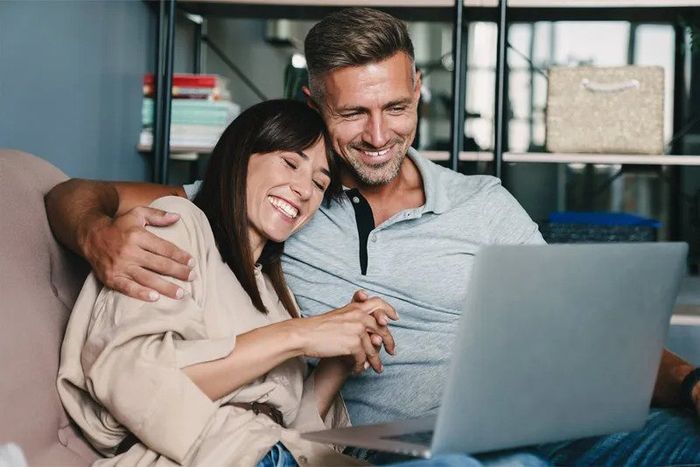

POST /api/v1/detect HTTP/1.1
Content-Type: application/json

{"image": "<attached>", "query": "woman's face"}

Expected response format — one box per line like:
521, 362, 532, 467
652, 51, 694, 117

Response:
246, 137, 331, 249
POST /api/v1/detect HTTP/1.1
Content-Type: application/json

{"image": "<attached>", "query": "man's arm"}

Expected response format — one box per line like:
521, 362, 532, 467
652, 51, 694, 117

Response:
653, 348, 698, 410
45, 179, 194, 301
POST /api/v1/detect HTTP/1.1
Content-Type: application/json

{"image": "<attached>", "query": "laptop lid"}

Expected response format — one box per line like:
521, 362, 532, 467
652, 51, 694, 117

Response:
432, 242, 687, 455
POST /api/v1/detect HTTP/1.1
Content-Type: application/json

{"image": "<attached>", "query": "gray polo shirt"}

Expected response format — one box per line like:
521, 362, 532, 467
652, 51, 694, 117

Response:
185, 149, 544, 426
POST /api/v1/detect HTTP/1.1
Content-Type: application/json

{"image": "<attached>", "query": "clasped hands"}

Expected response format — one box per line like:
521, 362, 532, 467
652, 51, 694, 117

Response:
298, 289, 398, 375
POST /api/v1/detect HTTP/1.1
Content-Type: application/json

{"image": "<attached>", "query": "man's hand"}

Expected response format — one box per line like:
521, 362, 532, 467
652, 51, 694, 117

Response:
652, 348, 699, 418
80, 206, 194, 301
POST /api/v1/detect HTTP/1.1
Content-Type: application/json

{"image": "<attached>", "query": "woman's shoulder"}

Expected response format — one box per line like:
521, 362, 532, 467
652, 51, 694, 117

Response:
146, 196, 214, 249
150, 195, 203, 217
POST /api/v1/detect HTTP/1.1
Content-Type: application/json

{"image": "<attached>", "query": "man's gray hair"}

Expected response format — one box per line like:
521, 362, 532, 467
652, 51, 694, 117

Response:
304, 8, 415, 101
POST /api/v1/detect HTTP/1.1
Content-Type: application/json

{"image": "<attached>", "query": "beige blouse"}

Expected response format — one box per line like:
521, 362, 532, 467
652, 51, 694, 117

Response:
57, 196, 365, 467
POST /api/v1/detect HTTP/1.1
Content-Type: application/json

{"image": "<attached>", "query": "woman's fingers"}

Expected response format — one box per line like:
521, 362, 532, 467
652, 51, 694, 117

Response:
360, 332, 383, 373
360, 313, 396, 356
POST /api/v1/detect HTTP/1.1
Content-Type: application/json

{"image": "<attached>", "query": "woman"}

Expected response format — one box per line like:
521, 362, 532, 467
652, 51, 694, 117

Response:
57, 100, 396, 466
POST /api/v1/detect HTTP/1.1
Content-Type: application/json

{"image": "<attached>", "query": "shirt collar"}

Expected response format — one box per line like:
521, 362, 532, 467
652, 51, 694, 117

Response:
406, 148, 451, 215
340, 148, 452, 215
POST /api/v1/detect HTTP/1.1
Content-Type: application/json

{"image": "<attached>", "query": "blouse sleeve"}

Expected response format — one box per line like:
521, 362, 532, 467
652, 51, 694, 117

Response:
80, 196, 235, 463
287, 366, 351, 434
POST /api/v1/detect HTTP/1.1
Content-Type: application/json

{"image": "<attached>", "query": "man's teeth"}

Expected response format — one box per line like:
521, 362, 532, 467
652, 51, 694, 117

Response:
363, 148, 390, 157
268, 196, 299, 219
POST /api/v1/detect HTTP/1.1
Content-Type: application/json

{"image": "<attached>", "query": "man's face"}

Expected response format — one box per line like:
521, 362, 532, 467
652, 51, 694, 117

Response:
314, 52, 421, 186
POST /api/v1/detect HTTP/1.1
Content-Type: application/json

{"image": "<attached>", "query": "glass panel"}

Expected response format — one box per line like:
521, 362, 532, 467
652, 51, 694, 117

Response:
635, 24, 675, 142
465, 22, 497, 152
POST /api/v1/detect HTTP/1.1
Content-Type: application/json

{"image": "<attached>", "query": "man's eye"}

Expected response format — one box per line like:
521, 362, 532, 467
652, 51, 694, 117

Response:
389, 106, 406, 113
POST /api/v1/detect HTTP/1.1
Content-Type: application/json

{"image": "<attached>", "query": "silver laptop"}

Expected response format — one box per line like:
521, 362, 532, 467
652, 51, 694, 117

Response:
302, 243, 688, 458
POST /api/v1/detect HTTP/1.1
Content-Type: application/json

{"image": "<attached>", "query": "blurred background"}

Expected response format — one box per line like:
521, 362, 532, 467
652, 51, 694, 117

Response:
1, 1, 699, 271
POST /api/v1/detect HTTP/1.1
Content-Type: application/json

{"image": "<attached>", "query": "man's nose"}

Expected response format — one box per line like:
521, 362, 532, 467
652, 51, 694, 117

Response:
362, 114, 391, 149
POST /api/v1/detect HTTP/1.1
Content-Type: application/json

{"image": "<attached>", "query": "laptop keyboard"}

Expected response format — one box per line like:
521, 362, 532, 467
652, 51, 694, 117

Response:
384, 430, 434, 445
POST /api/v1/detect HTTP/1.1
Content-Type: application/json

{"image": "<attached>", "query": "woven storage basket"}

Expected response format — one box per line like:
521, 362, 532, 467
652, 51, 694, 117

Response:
546, 66, 664, 155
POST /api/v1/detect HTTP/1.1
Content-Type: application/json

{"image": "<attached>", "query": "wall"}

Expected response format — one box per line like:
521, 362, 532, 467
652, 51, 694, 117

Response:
204, 17, 301, 110
0, 1, 154, 181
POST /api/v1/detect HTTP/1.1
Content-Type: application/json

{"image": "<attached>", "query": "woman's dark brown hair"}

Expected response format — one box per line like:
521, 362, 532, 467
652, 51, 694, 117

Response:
193, 99, 341, 316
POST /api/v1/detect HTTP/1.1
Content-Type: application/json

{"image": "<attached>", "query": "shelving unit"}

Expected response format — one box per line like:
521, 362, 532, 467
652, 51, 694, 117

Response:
148, 0, 699, 247
153, 0, 698, 171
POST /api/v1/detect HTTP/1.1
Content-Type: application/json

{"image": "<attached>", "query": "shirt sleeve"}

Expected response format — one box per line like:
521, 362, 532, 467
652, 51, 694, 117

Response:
80, 196, 235, 463
480, 178, 546, 245
183, 180, 203, 201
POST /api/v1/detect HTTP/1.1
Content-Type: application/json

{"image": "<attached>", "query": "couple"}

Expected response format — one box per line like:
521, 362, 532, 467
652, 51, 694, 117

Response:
50, 7, 700, 467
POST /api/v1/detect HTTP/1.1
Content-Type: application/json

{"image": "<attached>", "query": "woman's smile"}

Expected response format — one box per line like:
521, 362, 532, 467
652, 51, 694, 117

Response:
267, 195, 300, 221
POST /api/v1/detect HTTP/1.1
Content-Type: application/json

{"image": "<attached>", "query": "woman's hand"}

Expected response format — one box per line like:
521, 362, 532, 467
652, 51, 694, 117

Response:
296, 292, 398, 374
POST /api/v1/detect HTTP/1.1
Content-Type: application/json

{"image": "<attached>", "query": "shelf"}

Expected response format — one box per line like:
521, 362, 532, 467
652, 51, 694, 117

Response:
183, 0, 699, 6
180, 0, 455, 21
468, 0, 700, 6
139, 144, 700, 166
184, 0, 452, 5
179, 0, 695, 24
504, 153, 700, 166
421, 151, 495, 162
137, 145, 494, 162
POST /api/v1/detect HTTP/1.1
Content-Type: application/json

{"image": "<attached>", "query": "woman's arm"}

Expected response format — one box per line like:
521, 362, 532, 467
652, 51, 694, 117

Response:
312, 357, 354, 419
312, 290, 398, 418
182, 319, 305, 401
184, 296, 397, 401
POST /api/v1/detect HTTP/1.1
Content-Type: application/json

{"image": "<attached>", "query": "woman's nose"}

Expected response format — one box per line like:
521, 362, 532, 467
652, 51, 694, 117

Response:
290, 175, 313, 200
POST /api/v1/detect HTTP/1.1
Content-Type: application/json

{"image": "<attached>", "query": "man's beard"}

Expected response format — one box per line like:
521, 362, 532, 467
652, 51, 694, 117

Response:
344, 144, 407, 186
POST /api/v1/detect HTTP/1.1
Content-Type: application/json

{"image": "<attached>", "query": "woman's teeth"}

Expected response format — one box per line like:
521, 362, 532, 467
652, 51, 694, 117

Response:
268, 196, 299, 219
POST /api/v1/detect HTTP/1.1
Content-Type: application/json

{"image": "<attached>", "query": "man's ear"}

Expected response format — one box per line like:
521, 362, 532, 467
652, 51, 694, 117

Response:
302, 85, 318, 111
413, 70, 423, 101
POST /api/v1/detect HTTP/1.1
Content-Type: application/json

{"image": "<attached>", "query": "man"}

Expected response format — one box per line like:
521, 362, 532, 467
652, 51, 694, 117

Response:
47, 8, 700, 465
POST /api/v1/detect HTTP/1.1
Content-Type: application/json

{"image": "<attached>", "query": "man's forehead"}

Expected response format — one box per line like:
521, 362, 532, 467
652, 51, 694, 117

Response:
320, 53, 416, 109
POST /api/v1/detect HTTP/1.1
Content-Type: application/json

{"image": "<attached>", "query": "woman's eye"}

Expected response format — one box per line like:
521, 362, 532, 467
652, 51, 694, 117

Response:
284, 159, 297, 169
313, 180, 327, 191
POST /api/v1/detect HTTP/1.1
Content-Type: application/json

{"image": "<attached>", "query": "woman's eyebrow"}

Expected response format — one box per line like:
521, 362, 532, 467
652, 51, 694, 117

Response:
297, 151, 330, 177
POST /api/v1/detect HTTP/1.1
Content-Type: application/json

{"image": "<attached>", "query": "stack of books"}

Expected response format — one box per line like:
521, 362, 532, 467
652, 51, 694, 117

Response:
139, 73, 240, 150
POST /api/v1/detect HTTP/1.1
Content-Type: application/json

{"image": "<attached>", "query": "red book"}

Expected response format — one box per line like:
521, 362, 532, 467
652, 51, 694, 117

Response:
143, 73, 217, 88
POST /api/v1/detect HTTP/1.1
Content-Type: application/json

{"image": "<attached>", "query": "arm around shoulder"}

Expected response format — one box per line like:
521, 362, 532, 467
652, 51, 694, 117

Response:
45, 179, 193, 301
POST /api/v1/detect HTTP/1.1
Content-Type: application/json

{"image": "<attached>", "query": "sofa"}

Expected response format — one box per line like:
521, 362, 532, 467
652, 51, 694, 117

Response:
0, 150, 98, 466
